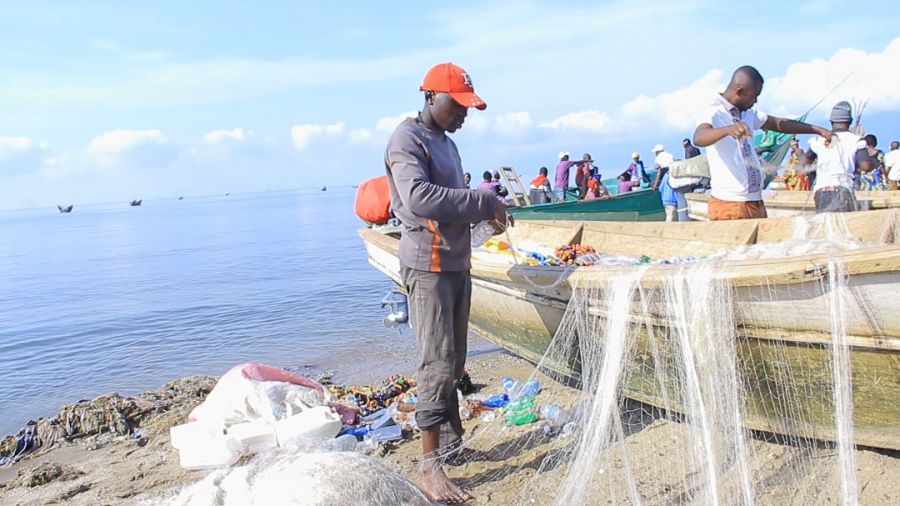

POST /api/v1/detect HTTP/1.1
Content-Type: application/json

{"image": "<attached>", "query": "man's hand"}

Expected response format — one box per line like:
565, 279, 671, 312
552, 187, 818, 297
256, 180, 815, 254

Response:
490, 205, 512, 235
813, 126, 834, 142
728, 121, 752, 139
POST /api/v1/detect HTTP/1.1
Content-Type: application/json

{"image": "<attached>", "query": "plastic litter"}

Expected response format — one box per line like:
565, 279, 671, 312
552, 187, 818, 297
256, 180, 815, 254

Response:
371, 424, 403, 442
170, 422, 242, 470
516, 379, 540, 399
326, 434, 359, 452
470, 220, 497, 248
501, 376, 519, 395
226, 420, 278, 453
358, 432, 379, 454
481, 394, 509, 409
273, 406, 342, 445
505, 411, 538, 426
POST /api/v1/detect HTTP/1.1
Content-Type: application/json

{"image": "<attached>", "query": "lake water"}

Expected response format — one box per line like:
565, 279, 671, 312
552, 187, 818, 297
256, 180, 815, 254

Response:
0, 188, 494, 437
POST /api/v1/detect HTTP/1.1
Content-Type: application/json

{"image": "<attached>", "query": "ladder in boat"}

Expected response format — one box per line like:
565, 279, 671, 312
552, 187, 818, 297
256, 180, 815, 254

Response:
497, 166, 531, 207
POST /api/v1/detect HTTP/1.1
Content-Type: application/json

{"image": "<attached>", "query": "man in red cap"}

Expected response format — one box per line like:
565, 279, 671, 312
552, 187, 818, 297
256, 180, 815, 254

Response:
385, 62, 506, 504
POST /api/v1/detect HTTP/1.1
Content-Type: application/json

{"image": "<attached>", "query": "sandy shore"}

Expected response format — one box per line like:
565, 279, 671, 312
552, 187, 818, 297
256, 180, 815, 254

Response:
2, 351, 899, 505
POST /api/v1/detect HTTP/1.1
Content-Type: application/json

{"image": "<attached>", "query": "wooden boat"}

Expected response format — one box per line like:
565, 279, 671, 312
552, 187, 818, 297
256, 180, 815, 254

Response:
359, 210, 900, 450
57, 204, 73, 214
509, 188, 665, 221
130, 199, 142, 207
686, 190, 900, 220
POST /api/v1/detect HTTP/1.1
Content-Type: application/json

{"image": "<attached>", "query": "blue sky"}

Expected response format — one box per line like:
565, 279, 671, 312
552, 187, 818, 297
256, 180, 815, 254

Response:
1, 0, 898, 209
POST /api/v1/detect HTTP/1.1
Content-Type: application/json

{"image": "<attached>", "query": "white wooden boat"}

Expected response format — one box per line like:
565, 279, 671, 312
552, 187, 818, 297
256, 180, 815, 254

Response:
359, 210, 900, 449
686, 190, 900, 220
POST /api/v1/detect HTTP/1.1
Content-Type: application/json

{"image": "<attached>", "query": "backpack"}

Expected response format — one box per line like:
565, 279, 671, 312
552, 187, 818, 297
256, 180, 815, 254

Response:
354, 175, 392, 224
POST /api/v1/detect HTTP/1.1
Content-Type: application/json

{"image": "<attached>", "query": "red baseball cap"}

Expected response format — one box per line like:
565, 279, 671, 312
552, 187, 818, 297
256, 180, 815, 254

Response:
420, 62, 486, 110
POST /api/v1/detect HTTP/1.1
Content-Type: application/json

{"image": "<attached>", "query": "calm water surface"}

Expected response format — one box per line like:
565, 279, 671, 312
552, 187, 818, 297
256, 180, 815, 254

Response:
0, 189, 493, 436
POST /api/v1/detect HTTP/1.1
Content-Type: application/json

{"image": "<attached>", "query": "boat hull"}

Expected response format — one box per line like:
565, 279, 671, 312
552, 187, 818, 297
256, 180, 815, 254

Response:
686, 191, 900, 221
509, 188, 665, 221
358, 212, 900, 450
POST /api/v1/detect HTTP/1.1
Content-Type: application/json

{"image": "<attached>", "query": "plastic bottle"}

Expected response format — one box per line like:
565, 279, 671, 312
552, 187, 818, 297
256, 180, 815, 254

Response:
459, 405, 471, 421
479, 410, 496, 422
504, 411, 538, 426
470, 220, 496, 248
516, 379, 540, 399
561, 422, 578, 437
329, 434, 359, 452
481, 393, 509, 409
357, 432, 379, 454
539, 403, 566, 425
500, 376, 519, 395
505, 395, 535, 413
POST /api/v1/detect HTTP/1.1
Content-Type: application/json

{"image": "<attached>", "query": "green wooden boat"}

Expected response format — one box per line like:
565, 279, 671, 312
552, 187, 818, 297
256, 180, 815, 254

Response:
508, 188, 665, 221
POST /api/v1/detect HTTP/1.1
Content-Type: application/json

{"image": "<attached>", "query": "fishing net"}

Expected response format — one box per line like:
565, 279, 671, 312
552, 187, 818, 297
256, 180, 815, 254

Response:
427, 211, 899, 505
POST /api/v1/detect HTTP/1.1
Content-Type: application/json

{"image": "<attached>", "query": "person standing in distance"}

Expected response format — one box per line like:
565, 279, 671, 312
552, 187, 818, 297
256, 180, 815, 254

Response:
385, 62, 507, 504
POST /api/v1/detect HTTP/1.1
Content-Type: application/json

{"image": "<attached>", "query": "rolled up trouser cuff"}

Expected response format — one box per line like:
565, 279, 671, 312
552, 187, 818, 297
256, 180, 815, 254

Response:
415, 400, 452, 430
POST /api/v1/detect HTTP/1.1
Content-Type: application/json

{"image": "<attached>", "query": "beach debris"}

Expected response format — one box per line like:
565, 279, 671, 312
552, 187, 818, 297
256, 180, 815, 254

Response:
8, 461, 85, 488
327, 374, 416, 418
171, 363, 345, 470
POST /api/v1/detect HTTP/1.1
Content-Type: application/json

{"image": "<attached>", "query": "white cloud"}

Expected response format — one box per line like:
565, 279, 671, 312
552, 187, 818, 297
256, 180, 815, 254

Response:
618, 69, 724, 131
0, 136, 44, 152
87, 129, 165, 155
85, 129, 173, 168
494, 112, 533, 136
0, 136, 48, 176
375, 112, 416, 133
349, 128, 373, 143
290, 122, 344, 150
539, 110, 611, 132
767, 37, 900, 118
203, 128, 251, 144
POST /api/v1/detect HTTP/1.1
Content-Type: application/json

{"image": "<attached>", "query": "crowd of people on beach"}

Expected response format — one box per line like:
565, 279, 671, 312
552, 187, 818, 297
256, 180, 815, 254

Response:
380, 61, 898, 503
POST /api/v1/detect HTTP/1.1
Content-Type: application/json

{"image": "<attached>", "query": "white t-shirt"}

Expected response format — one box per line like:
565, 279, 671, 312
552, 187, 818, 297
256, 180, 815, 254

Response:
884, 149, 900, 181
702, 94, 768, 202
809, 131, 860, 191
654, 151, 675, 169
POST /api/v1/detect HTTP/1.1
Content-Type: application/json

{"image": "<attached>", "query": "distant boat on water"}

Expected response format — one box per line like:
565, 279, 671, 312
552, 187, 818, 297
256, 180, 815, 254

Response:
177, 196, 184, 200
225, 193, 230, 196
321, 186, 327, 192
57, 205, 73, 214
130, 199, 142, 207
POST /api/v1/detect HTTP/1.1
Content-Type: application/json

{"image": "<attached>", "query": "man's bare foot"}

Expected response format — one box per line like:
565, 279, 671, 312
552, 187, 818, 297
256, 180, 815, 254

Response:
418, 460, 472, 504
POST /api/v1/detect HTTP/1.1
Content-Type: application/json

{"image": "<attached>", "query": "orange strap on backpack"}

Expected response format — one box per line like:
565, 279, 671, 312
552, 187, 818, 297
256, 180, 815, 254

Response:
354, 175, 392, 224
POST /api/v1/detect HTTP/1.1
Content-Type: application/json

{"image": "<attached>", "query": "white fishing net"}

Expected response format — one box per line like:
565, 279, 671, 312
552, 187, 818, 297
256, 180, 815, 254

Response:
426, 211, 899, 505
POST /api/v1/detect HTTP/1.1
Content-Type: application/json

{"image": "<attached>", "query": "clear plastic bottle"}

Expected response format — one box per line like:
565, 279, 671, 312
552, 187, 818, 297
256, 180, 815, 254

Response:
459, 405, 471, 421
357, 432, 379, 454
479, 410, 496, 422
470, 220, 496, 248
329, 434, 359, 452
501, 376, 519, 395
539, 403, 565, 424
516, 379, 540, 399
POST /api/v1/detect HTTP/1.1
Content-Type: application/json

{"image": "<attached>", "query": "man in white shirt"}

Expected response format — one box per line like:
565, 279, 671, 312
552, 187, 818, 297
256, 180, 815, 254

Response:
693, 66, 832, 221
806, 101, 860, 213
885, 140, 900, 190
